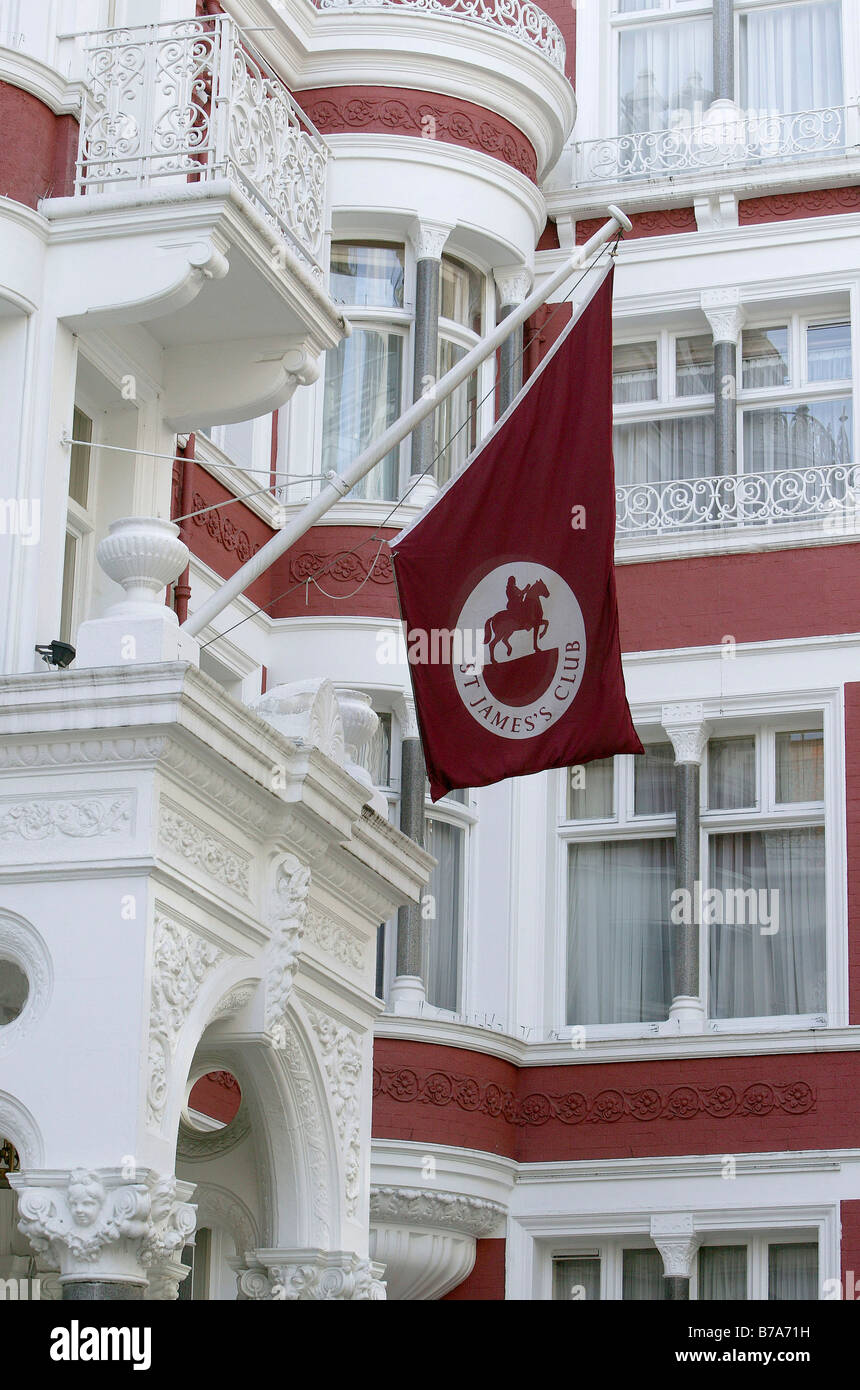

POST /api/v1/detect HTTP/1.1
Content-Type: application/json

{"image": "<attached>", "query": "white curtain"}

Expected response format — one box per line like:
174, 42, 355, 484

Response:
709, 828, 826, 1018
619, 19, 713, 134
568, 756, 615, 819
768, 1244, 819, 1300
322, 328, 402, 500
622, 1249, 665, 1300
740, 1, 843, 116
698, 1246, 748, 1299
776, 731, 824, 802
614, 414, 716, 489
743, 398, 852, 472
425, 818, 464, 1012
567, 839, 676, 1025
553, 1258, 601, 1301
435, 338, 477, 486
708, 737, 756, 810
634, 742, 677, 815
807, 322, 852, 381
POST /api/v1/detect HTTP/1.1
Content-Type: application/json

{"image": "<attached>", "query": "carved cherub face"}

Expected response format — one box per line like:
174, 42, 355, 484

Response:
67, 1170, 105, 1227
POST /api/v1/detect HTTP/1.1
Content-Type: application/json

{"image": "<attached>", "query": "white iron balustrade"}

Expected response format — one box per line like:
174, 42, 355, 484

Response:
576, 103, 854, 185
313, 0, 565, 70
616, 464, 860, 537
74, 16, 328, 278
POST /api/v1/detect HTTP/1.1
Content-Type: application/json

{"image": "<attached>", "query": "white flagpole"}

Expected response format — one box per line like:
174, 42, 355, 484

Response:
181, 206, 632, 638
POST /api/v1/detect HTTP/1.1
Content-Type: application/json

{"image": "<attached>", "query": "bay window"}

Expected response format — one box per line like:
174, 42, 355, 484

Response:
322, 242, 407, 501
435, 256, 484, 486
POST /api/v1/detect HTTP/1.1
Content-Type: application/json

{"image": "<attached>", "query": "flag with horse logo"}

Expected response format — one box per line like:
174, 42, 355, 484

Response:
389, 263, 642, 801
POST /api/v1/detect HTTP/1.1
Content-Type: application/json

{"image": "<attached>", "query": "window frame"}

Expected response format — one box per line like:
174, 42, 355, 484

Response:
61, 401, 98, 645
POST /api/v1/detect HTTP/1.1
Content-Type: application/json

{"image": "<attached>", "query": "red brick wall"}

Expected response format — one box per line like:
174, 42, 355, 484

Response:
739, 189, 860, 224
442, 1239, 506, 1300
373, 1039, 855, 1162
616, 546, 860, 652
0, 82, 77, 208
847, 684, 860, 1025
841, 1201, 860, 1298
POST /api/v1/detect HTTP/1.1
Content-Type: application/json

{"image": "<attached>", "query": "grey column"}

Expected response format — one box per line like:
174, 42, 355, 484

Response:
396, 732, 427, 983
662, 704, 710, 1031
713, 0, 735, 103
63, 1280, 144, 1300
702, 290, 744, 478
664, 1276, 691, 1301
411, 255, 442, 478
493, 269, 530, 417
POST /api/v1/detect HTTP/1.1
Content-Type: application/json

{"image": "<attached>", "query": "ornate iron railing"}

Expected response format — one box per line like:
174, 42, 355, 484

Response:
74, 16, 328, 277
616, 464, 860, 537
313, 0, 565, 70
576, 103, 854, 184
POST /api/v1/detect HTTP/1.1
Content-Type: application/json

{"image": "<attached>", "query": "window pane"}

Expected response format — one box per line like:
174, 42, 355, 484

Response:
634, 742, 676, 815
330, 243, 404, 308
768, 1243, 818, 1301
742, 398, 852, 471
436, 338, 478, 485
614, 414, 715, 487
425, 818, 464, 1011
69, 407, 92, 508
218, 420, 255, 471
740, 2, 843, 117
698, 1246, 748, 1300
553, 1257, 601, 1301
322, 329, 402, 499
708, 737, 756, 809
709, 829, 826, 1018
567, 758, 614, 820
567, 839, 676, 1024
775, 730, 824, 802
60, 532, 77, 644
622, 1248, 665, 1300
441, 258, 483, 333
807, 322, 851, 382
742, 327, 789, 389
613, 342, 658, 404
619, 19, 712, 135
676, 335, 714, 397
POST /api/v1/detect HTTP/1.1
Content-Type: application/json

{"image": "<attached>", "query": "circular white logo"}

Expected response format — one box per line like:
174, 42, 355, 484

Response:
452, 562, 586, 740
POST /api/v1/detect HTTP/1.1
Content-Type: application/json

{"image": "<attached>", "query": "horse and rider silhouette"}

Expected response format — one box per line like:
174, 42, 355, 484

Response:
483, 574, 550, 664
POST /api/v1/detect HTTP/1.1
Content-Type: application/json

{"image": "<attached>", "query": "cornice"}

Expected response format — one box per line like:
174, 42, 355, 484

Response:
370, 1185, 505, 1237
0, 47, 85, 115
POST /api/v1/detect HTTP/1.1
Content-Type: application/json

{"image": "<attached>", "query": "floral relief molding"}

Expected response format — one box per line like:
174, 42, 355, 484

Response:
372, 1067, 816, 1127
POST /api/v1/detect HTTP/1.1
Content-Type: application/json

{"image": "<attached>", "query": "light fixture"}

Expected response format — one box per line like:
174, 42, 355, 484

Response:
35, 640, 76, 669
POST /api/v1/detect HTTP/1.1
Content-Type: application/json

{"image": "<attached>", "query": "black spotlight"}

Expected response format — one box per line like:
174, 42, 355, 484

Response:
35, 641, 76, 669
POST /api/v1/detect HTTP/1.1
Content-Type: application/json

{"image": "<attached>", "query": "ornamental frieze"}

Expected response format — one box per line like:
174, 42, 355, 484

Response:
372, 1066, 816, 1126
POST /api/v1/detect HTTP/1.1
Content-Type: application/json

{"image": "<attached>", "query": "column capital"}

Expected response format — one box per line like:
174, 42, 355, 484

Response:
700, 287, 745, 345
394, 691, 420, 742
9, 1168, 196, 1290
662, 702, 711, 764
409, 219, 454, 262
494, 265, 533, 309
238, 1249, 386, 1300
650, 1213, 700, 1279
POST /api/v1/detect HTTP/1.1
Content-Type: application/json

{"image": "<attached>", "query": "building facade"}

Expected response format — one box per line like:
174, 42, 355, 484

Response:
0, 0, 858, 1300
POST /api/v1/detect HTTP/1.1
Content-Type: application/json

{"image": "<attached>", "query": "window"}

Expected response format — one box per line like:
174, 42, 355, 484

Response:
739, 1, 843, 118
563, 745, 676, 1026
618, 16, 713, 135
613, 331, 715, 493
694, 1235, 819, 1299
179, 1227, 211, 1301
322, 243, 408, 501
552, 1245, 666, 1301
704, 721, 826, 1022
424, 797, 468, 1012
740, 314, 852, 477
562, 718, 828, 1030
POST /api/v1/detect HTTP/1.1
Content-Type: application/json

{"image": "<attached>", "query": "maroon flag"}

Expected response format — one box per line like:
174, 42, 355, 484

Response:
390, 265, 643, 801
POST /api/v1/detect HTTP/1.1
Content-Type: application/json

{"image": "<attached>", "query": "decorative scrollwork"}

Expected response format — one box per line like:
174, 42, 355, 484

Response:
313, 0, 565, 70
76, 16, 328, 277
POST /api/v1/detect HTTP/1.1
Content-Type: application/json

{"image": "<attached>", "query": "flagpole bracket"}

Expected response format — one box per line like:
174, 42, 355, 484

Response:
325, 471, 352, 498
607, 204, 633, 233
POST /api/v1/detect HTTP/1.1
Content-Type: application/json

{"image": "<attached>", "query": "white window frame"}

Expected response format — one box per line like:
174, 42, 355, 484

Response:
554, 689, 846, 1040
61, 399, 98, 643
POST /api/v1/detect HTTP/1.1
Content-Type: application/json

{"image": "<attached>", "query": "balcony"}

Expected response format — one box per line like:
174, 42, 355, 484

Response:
576, 102, 856, 190
615, 462, 860, 559
74, 14, 328, 281
41, 14, 346, 429
312, 0, 566, 71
